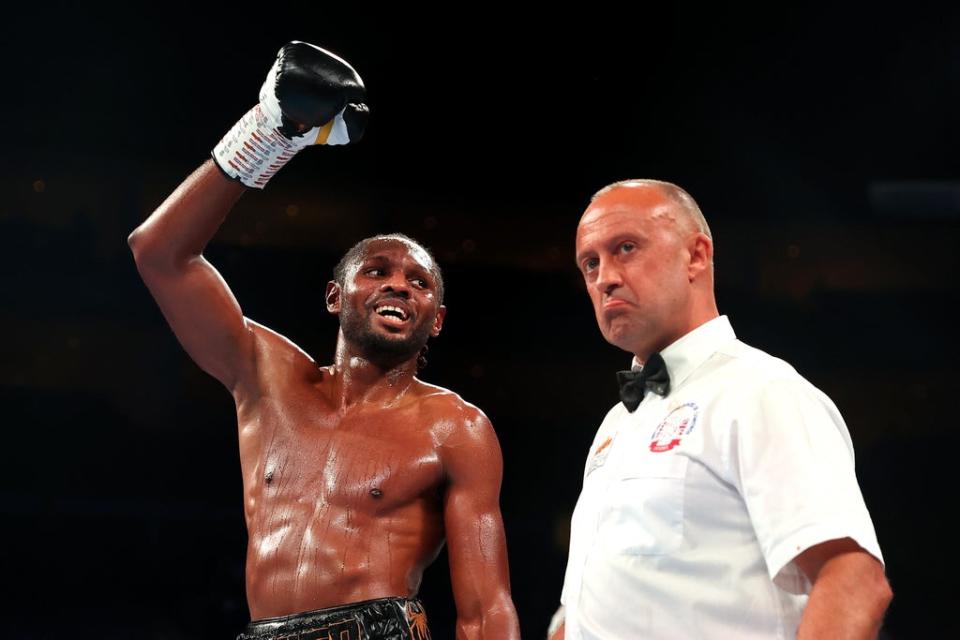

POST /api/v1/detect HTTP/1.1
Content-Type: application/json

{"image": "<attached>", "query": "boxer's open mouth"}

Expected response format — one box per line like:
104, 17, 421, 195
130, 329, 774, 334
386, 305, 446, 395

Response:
376, 305, 409, 320
375, 304, 411, 327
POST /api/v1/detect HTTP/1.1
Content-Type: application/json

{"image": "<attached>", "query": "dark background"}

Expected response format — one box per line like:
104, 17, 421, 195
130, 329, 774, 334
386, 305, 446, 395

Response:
2, 4, 958, 638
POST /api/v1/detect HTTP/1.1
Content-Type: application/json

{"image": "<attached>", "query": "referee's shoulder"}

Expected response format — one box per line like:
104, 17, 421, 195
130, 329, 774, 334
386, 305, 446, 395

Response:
715, 339, 813, 392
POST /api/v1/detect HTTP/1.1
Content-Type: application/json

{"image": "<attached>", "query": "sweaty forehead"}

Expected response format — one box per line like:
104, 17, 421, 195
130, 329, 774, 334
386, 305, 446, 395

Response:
359, 238, 436, 271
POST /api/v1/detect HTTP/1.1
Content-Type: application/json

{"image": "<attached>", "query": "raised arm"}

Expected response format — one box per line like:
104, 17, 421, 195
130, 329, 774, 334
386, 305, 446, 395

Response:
128, 163, 251, 389
440, 407, 521, 640
128, 41, 368, 392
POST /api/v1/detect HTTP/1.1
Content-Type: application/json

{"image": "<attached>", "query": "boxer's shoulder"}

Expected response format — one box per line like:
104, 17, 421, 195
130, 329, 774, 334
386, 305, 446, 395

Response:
411, 381, 500, 455
413, 380, 488, 422
230, 321, 331, 406
246, 320, 324, 372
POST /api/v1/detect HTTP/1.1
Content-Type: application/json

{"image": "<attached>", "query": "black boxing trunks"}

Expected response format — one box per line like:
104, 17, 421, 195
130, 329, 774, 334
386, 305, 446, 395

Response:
236, 596, 431, 640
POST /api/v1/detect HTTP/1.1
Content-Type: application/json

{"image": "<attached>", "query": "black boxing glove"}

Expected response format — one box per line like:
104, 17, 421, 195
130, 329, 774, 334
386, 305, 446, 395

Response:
213, 41, 368, 189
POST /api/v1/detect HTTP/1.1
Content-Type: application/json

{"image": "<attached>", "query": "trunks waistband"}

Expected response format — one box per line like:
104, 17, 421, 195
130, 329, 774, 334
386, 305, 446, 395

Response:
237, 596, 431, 640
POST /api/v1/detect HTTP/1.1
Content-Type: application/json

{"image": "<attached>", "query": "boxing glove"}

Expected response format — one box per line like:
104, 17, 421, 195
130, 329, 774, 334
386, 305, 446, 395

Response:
213, 41, 368, 189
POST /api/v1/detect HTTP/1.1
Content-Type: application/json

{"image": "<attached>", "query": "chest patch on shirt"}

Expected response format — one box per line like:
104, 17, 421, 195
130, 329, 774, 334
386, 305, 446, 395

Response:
650, 402, 699, 453
586, 434, 616, 475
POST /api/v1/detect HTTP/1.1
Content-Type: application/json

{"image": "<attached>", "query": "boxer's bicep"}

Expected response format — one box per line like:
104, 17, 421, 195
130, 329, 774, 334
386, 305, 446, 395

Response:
441, 411, 520, 639
136, 255, 256, 390
129, 162, 257, 391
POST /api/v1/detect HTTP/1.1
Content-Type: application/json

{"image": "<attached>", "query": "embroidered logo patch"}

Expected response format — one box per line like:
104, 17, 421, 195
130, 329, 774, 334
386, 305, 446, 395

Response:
586, 434, 615, 475
649, 402, 699, 453
594, 436, 613, 456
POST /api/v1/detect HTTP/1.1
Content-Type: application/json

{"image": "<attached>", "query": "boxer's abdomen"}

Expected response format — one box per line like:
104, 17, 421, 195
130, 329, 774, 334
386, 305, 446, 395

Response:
244, 499, 444, 619
239, 413, 446, 620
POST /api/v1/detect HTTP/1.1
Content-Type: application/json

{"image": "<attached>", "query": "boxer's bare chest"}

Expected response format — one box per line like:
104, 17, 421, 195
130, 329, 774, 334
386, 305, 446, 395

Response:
238, 376, 445, 515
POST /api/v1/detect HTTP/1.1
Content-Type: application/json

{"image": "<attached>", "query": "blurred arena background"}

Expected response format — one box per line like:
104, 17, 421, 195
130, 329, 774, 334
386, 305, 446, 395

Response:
1, 5, 957, 637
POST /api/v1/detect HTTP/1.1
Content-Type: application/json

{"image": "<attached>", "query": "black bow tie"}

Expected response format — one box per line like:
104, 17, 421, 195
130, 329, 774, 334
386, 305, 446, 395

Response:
617, 352, 671, 412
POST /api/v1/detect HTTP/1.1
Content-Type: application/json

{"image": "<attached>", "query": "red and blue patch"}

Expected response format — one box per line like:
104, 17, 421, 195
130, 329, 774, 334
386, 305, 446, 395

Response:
649, 402, 699, 453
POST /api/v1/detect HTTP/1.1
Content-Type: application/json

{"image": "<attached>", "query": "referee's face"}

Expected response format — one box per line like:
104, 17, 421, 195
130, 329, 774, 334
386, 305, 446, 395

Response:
575, 185, 695, 360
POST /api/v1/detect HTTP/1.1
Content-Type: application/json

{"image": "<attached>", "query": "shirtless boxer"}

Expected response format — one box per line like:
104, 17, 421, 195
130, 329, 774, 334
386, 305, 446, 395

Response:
128, 42, 520, 640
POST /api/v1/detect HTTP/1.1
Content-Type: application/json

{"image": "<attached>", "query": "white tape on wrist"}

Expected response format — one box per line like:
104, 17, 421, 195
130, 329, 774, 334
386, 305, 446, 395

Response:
212, 103, 315, 189
212, 63, 353, 188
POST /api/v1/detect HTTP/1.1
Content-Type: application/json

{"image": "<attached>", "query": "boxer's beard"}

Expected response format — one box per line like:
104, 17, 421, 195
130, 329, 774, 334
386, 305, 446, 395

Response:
339, 304, 433, 365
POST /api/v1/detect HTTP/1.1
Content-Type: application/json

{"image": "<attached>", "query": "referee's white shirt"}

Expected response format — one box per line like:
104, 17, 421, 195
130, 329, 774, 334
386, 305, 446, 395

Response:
560, 316, 884, 639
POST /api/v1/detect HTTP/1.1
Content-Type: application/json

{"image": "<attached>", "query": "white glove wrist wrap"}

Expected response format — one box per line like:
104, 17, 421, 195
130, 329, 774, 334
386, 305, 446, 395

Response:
212, 103, 306, 188
212, 63, 353, 188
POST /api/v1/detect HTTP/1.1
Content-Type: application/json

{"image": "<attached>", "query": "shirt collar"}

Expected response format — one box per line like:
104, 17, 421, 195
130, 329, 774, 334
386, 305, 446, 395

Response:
630, 315, 736, 390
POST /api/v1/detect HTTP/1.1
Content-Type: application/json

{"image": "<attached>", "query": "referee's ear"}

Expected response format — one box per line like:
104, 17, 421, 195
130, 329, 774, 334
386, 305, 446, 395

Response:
687, 231, 714, 283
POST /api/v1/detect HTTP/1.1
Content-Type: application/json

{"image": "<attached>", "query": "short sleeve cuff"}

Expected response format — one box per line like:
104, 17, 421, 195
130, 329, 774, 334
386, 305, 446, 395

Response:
765, 518, 885, 594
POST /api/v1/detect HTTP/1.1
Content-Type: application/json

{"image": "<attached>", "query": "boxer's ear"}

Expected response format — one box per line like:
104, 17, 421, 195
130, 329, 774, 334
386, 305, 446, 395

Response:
325, 281, 342, 314
430, 305, 446, 337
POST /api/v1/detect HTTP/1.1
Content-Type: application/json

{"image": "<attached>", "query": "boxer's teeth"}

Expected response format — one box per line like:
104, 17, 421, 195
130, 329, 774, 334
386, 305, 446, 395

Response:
376, 305, 407, 320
